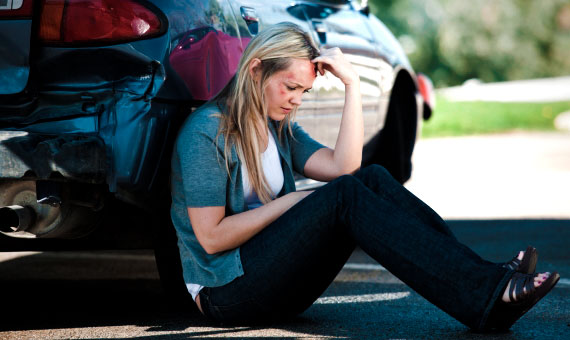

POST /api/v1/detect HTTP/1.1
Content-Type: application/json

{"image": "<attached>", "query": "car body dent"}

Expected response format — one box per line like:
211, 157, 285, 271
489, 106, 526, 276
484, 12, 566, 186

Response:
3, 41, 167, 192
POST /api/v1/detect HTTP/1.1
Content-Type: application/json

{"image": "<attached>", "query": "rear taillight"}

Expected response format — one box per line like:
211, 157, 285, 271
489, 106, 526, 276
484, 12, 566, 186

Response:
39, 0, 164, 45
417, 73, 435, 120
0, 0, 33, 18
417, 73, 435, 110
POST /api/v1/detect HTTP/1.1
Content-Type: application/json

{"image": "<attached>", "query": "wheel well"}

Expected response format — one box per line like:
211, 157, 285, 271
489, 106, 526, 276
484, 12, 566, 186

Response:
361, 70, 419, 184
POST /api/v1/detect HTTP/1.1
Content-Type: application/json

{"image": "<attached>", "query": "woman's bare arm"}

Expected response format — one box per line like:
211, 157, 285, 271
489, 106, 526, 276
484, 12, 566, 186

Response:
188, 190, 312, 254
304, 48, 363, 181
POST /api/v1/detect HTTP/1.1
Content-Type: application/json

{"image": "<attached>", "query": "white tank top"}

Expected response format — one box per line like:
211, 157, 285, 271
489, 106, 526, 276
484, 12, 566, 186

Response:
241, 132, 284, 209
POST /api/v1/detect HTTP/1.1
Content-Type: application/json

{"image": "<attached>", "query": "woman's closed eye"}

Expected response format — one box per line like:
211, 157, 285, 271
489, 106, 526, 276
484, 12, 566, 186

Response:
286, 85, 311, 94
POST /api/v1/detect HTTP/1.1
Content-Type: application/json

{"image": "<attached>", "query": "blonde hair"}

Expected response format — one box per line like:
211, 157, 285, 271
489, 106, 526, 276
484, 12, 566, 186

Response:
213, 22, 319, 204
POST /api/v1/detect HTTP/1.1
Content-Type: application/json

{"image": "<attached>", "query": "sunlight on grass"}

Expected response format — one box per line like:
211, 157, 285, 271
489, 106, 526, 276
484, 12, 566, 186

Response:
421, 96, 570, 138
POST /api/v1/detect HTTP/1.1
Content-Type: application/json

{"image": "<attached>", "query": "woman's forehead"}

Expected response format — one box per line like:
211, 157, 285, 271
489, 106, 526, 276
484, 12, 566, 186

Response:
277, 59, 316, 87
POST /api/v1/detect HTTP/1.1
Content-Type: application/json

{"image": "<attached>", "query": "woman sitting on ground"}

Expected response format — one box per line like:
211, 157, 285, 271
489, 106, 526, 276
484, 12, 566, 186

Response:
170, 22, 559, 331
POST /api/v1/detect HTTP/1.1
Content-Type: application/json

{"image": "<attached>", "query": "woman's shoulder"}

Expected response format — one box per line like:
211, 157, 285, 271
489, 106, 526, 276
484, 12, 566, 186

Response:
186, 102, 223, 130
178, 102, 224, 140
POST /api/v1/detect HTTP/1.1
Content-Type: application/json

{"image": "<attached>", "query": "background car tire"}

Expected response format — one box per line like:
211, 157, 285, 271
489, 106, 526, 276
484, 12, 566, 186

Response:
362, 71, 418, 184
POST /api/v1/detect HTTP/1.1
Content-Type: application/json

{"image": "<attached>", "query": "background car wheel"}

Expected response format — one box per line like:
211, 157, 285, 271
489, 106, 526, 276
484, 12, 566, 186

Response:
362, 72, 418, 184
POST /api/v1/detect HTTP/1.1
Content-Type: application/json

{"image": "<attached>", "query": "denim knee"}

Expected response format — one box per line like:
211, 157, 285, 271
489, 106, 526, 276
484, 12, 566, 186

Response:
333, 173, 361, 189
360, 164, 391, 178
329, 174, 363, 209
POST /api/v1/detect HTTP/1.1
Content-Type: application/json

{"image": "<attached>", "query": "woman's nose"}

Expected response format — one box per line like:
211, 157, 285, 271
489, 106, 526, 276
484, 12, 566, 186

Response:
290, 93, 302, 106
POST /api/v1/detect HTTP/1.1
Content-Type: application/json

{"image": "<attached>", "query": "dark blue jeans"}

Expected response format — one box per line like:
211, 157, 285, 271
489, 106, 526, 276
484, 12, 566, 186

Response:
198, 165, 512, 330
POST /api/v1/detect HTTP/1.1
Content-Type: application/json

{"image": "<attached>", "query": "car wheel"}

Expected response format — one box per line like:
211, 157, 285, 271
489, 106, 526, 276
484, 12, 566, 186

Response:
362, 72, 418, 184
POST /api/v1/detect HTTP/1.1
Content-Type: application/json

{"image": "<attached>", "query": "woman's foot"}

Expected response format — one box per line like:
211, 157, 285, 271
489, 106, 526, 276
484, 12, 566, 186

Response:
502, 272, 550, 302
486, 271, 560, 331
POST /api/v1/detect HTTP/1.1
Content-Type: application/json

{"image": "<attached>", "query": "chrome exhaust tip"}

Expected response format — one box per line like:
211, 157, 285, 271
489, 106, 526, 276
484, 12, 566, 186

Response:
0, 205, 36, 233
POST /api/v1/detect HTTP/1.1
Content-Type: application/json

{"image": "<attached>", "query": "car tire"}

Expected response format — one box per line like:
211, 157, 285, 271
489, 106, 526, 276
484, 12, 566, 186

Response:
362, 72, 418, 184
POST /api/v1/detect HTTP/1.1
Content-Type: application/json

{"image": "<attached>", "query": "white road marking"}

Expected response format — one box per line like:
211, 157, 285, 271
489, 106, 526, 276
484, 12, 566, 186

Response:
557, 278, 570, 288
315, 292, 410, 304
343, 263, 385, 271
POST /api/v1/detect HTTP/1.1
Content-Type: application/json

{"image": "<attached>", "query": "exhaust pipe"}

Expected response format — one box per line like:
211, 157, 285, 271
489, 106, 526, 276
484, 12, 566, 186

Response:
0, 205, 36, 233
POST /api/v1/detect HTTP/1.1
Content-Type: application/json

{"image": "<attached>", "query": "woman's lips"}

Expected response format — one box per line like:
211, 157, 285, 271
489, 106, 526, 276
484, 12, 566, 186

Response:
281, 107, 292, 113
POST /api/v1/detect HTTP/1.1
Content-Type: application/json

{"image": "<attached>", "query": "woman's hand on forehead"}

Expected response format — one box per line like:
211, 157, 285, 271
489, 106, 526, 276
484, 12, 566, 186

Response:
311, 48, 359, 86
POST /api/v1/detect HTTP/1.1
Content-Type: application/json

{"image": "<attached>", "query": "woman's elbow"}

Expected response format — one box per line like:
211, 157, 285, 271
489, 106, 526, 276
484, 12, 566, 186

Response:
196, 233, 224, 255
338, 162, 361, 176
347, 165, 361, 175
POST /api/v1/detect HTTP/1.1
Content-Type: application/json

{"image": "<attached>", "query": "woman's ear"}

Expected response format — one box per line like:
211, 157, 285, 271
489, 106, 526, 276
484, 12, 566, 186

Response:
249, 58, 262, 82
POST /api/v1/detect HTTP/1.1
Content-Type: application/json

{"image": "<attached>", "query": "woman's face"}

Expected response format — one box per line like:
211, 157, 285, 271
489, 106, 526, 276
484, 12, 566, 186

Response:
263, 58, 316, 121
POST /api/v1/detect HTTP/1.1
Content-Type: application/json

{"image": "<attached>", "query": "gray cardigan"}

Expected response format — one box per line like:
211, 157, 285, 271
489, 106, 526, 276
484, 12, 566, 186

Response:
170, 102, 325, 287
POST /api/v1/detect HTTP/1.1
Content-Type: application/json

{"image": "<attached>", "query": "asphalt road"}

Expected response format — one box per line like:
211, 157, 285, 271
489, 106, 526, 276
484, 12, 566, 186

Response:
0, 218, 569, 339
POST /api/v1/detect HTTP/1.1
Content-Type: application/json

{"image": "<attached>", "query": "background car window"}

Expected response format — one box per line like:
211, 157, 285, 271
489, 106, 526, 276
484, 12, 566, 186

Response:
167, 0, 238, 41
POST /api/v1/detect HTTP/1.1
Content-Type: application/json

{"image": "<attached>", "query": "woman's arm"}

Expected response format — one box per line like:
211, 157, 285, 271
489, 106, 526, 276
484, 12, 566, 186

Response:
188, 190, 312, 254
303, 48, 363, 182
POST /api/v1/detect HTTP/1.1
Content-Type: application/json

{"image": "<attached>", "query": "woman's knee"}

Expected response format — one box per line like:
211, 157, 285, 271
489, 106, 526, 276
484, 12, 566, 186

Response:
356, 164, 394, 183
332, 173, 361, 189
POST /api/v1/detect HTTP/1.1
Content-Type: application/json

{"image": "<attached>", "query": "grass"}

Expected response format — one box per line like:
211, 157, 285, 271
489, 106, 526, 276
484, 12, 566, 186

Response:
420, 95, 570, 138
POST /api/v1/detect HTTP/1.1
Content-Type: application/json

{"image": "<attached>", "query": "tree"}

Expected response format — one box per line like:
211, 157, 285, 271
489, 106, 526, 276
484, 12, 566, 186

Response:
369, 0, 570, 87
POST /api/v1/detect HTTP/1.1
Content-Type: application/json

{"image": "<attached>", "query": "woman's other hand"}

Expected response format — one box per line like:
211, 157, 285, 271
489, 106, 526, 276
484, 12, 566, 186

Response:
312, 47, 359, 86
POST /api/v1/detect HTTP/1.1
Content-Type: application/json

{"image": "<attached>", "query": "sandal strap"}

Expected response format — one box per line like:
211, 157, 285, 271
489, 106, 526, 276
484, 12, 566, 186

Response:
502, 246, 538, 274
504, 256, 521, 271
508, 272, 536, 302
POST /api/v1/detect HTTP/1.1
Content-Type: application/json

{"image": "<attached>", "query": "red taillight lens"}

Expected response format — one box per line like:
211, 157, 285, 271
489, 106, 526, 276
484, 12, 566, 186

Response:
417, 72, 435, 110
39, 0, 164, 45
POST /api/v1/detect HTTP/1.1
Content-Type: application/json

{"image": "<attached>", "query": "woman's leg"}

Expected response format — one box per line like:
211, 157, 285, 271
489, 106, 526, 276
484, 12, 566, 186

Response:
341, 165, 511, 330
353, 165, 456, 238
200, 165, 511, 330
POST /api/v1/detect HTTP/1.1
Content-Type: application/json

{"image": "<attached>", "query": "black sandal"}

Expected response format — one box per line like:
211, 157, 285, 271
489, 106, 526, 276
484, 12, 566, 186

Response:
486, 271, 560, 331
503, 245, 538, 274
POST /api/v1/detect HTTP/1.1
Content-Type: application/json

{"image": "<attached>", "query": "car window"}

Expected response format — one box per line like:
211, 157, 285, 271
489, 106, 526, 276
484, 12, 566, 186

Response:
167, 0, 238, 39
